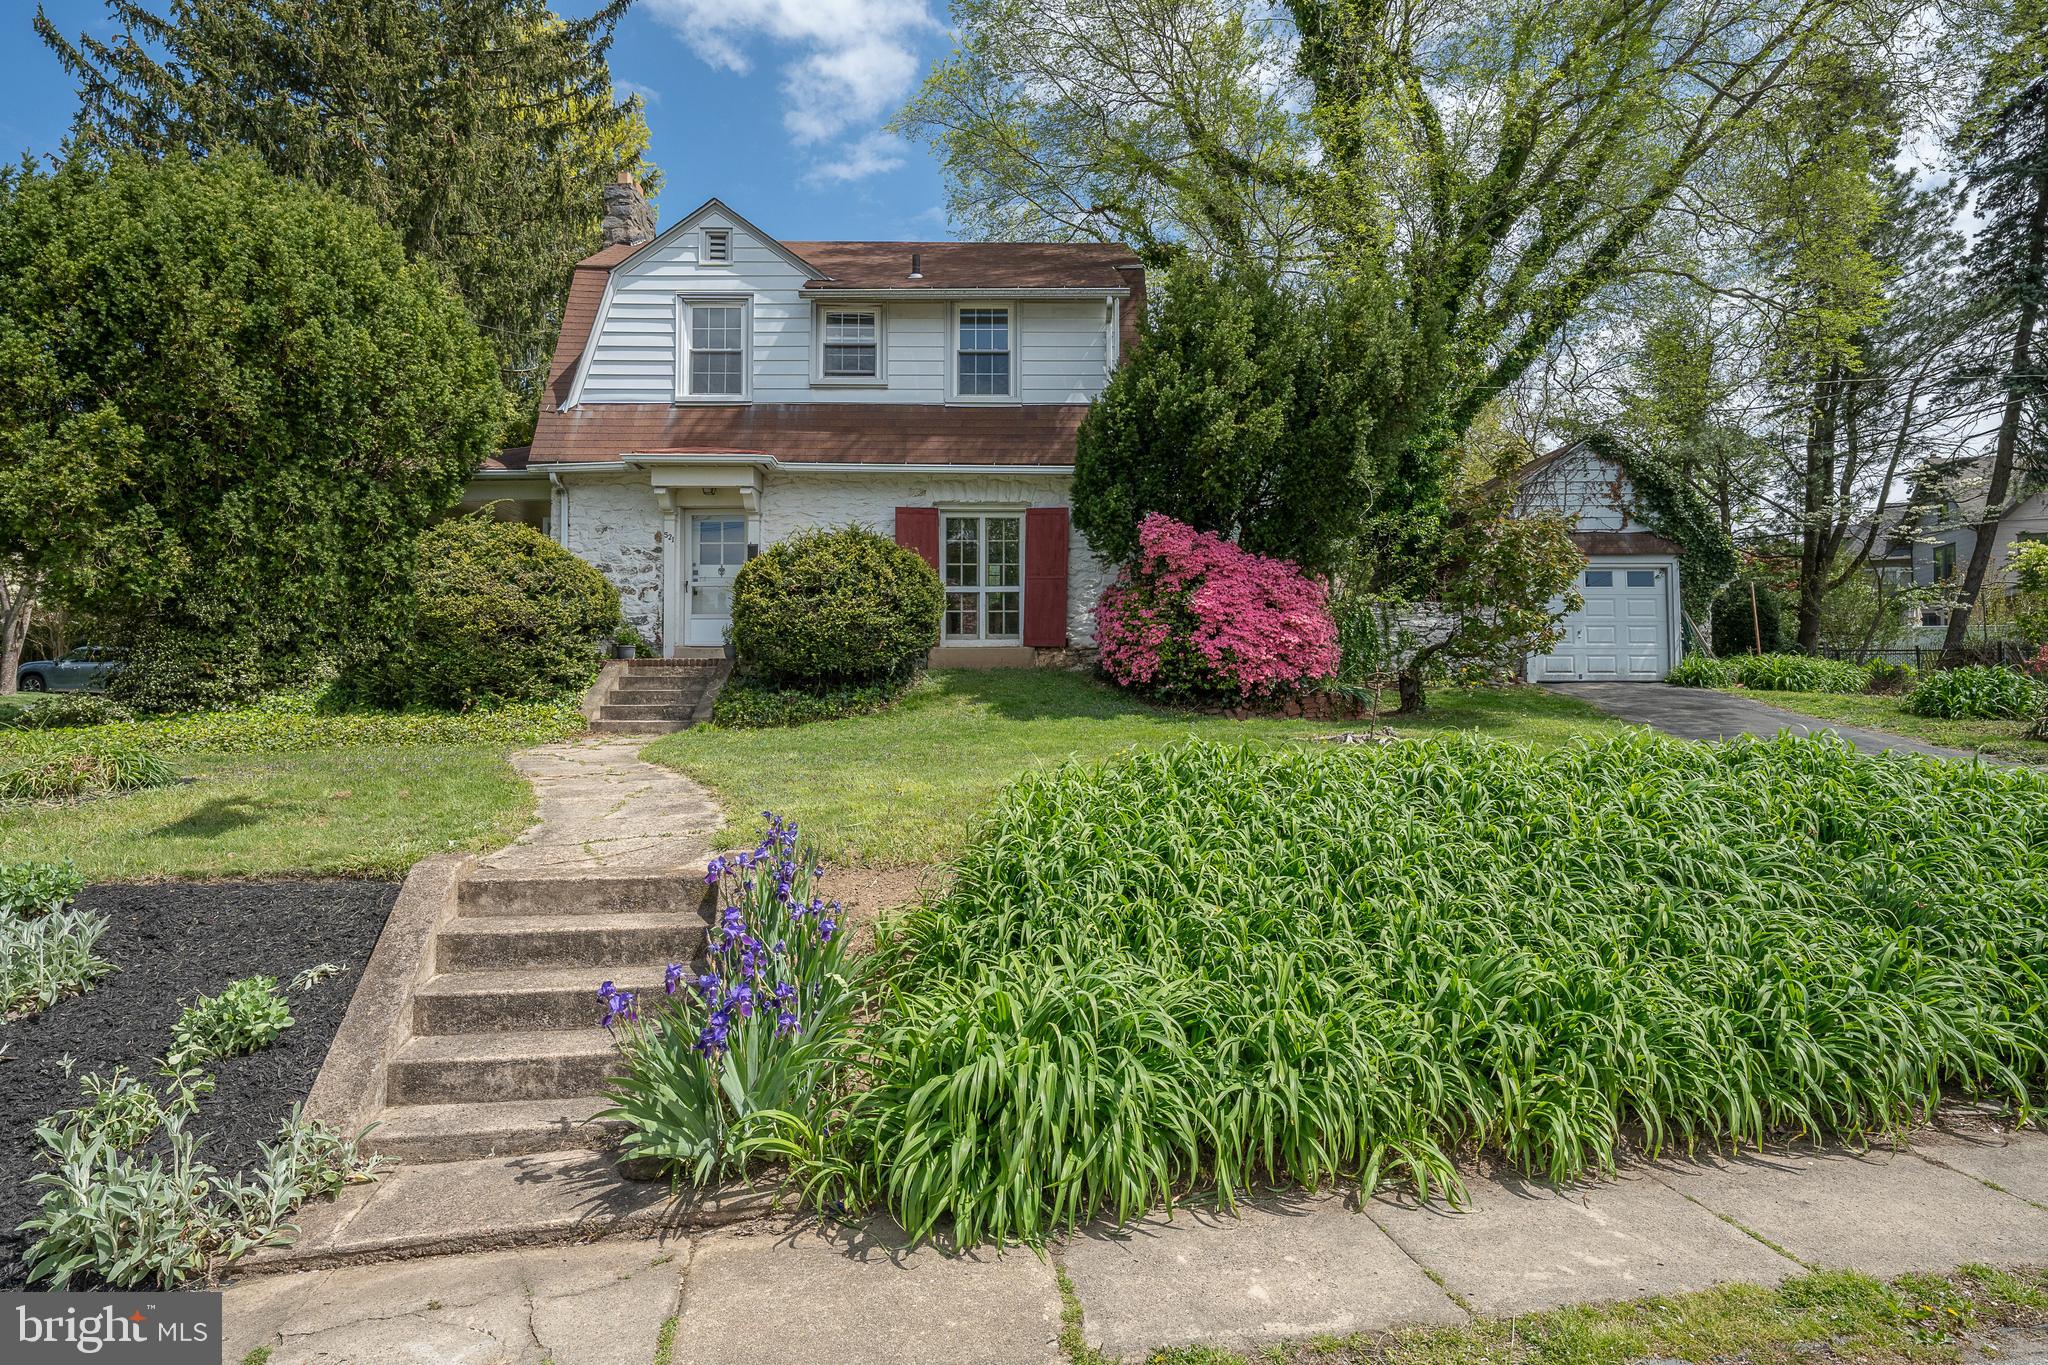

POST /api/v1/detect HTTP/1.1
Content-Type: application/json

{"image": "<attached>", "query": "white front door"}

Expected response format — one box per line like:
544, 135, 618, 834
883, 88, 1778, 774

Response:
685, 514, 745, 648
1530, 564, 1671, 681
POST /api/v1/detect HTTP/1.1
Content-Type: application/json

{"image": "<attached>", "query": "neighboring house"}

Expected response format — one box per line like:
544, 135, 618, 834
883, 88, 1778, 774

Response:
1507, 441, 1686, 682
462, 181, 1142, 663
1904, 458, 2048, 619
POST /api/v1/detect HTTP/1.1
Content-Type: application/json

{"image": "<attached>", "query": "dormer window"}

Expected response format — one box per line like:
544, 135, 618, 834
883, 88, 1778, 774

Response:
702, 228, 731, 264
677, 296, 750, 402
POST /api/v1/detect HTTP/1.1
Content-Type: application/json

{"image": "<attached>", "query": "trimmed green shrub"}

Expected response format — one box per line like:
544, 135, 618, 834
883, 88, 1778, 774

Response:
710, 673, 913, 729
729, 527, 944, 686
0, 741, 177, 801
111, 629, 307, 715
167, 975, 295, 1068
1712, 578, 1791, 656
353, 514, 622, 709
1904, 665, 2044, 721
1664, 655, 1737, 688
1, 693, 134, 729
0, 860, 85, 918
807, 735, 2048, 1248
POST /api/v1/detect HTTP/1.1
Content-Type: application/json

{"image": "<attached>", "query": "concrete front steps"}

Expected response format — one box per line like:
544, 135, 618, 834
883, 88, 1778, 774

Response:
589, 657, 729, 734
363, 862, 714, 1166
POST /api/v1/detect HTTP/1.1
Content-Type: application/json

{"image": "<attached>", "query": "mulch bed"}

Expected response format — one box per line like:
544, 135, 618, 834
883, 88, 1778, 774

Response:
0, 880, 396, 1290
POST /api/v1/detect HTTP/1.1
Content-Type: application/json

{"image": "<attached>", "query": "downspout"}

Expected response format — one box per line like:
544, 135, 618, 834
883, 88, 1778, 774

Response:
547, 471, 568, 547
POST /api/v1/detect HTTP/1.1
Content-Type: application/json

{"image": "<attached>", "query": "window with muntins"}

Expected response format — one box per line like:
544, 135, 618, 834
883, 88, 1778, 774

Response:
684, 300, 746, 398
822, 310, 879, 379
956, 307, 1011, 397
943, 513, 1022, 640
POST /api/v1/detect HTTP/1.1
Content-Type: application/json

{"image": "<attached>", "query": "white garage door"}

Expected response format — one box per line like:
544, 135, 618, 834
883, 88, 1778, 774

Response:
1529, 565, 1671, 681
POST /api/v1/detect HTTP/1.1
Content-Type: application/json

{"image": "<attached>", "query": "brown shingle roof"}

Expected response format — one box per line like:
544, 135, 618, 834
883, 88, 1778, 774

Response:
531, 403, 1086, 467
782, 241, 1140, 291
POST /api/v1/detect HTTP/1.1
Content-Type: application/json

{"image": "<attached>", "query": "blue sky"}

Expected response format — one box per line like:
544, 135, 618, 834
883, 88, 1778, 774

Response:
2, 0, 959, 242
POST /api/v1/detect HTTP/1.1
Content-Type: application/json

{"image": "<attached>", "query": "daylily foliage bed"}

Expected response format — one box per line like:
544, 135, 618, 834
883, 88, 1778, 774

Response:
727, 733, 2047, 1247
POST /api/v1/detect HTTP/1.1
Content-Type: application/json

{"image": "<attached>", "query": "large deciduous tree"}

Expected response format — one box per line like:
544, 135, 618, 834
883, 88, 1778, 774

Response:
36, 0, 656, 435
904, 0, 1869, 600
0, 154, 502, 708
1072, 259, 1373, 575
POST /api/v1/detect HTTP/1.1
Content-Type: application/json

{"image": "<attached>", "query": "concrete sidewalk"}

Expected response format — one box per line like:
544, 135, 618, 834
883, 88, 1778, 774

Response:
224, 1120, 2048, 1364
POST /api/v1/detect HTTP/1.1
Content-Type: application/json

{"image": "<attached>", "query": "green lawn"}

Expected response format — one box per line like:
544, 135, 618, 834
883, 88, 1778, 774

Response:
1724, 688, 2048, 765
0, 744, 538, 881
644, 668, 1636, 865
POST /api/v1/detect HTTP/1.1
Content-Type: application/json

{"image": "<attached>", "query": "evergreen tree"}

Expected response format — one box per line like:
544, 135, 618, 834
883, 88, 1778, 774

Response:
1942, 3, 2048, 653
1071, 260, 1370, 575
35, 0, 655, 436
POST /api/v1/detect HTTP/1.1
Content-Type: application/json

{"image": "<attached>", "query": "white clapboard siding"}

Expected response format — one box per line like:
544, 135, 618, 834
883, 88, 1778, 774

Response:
574, 209, 1117, 407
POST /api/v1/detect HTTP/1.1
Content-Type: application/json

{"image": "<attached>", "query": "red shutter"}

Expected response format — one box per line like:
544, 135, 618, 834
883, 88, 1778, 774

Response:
1024, 507, 1070, 648
895, 507, 939, 571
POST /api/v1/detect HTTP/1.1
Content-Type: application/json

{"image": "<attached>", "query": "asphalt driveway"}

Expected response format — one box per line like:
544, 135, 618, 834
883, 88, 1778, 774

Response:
1548, 681, 2006, 765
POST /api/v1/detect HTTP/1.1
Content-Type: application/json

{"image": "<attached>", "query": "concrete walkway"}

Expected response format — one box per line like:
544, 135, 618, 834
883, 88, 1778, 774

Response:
480, 735, 723, 875
1550, 681, 2007, 763
224, 1121, 2048, 1363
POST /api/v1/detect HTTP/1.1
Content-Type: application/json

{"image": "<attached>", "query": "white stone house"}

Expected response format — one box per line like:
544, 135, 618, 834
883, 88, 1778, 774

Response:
463, 188, 1142, 663
1509, 441, 1687, 681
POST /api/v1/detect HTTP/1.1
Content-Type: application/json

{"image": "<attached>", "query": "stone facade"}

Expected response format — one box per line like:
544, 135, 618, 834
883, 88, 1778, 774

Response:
553, 467, 1110, 655
559, 472, 665, 645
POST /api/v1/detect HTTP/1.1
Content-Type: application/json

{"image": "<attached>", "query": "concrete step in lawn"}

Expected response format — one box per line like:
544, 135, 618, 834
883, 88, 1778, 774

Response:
458, 869, 713, 918
413, 964, 673, 1035
437, 914, 706, 972
364, 1096, 625, 1162
386, 1028, 622, 1106
589, 660, 729, 735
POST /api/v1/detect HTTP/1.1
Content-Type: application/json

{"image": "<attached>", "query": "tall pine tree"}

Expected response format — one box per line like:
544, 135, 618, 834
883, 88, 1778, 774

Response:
36, 0, 657, 438
1942, 3, 2048, 653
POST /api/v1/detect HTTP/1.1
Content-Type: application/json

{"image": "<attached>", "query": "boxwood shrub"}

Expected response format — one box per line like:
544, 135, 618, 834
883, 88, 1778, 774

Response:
710, 673, 913, 729
354, 514, 622, 709
729, 527, 943, 686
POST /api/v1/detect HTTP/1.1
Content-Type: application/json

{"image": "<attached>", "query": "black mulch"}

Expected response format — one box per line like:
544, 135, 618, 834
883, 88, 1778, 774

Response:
0, 880, 396, 1290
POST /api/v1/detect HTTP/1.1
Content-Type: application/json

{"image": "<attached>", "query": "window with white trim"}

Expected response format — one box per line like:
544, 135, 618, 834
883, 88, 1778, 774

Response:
679, 297, 748, 400
819, 308, 881, 380
955, 306, 1012, 398
942, 513, 1022, 640
702, 228, 731, 264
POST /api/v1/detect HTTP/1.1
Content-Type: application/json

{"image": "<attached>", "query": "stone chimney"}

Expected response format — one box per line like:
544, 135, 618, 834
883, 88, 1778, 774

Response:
600, 172, 656, 248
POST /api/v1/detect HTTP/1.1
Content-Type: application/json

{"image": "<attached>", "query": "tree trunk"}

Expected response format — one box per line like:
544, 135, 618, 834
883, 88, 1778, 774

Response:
1795, 369, 1840, 652
1944, 98, 2048, 657
0, 574, 35, 697
1396, 667, 1427, 714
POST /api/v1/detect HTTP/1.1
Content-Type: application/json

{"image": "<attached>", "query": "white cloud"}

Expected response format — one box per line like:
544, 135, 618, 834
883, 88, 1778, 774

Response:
614, 80, 662, 107
646, 0, 937, 145
801, 133, 910, 186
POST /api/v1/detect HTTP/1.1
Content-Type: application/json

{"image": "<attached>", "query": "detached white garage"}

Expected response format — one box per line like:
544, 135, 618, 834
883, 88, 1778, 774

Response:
1510, 443, 1685, 683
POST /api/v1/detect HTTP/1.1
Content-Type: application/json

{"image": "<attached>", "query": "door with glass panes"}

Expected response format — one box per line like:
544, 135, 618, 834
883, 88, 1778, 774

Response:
686, 514, 746, 647
942, 513, 1022, 643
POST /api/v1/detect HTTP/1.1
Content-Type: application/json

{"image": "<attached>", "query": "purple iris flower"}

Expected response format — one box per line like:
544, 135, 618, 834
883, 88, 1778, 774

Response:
776, 1010, 800, 1037
664, 963, 685, 996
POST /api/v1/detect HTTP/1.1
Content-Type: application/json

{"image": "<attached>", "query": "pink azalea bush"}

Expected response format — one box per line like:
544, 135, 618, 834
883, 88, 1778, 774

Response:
1095, 514, 1338, 701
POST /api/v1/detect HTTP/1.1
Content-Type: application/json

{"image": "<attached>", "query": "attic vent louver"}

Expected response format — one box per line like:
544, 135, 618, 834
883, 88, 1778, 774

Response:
909, 251, 923, 280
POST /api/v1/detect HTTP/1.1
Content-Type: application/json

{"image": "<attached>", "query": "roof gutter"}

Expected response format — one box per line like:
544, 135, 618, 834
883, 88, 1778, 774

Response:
797, 286, 1129, 300
619, 452, 1074, 476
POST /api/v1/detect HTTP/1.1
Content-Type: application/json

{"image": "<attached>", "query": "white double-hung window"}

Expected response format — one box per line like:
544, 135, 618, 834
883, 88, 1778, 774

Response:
954, 305, 1013, 399
942, 513, 1023, 641
817, 308, 882, 382
678, 297, 749, 401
